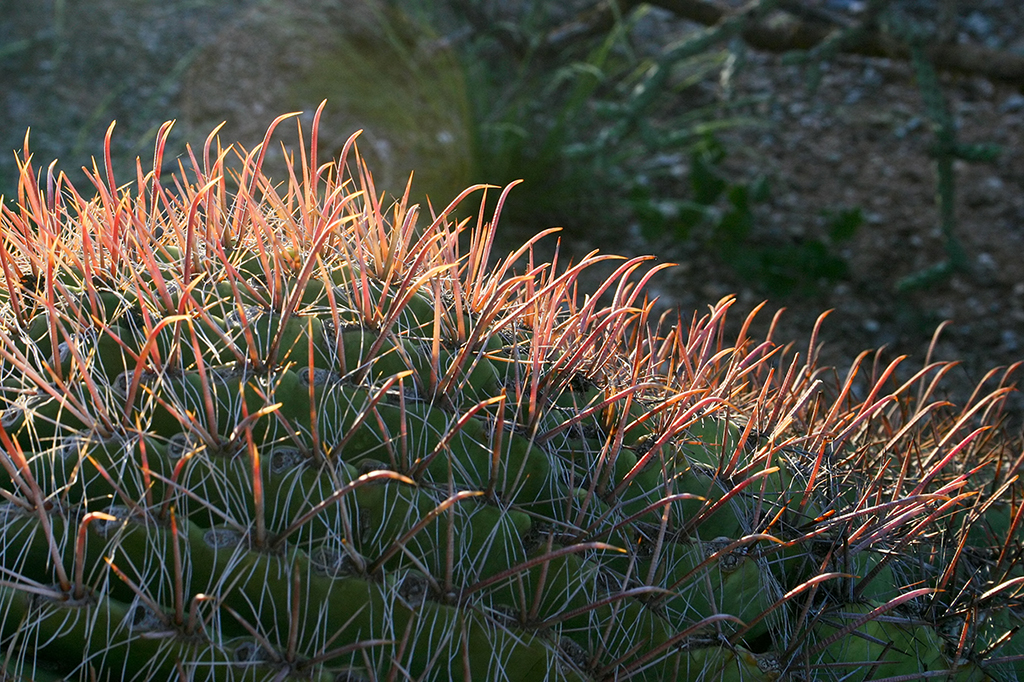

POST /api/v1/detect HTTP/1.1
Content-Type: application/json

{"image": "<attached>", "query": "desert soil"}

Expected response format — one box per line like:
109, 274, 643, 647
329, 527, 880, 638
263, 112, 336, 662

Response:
595, 0, 1024, 430
691, 34, 1024, 429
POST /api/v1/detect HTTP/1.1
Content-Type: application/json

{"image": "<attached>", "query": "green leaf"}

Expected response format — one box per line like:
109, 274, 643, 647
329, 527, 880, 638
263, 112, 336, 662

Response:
824, 206, 863, 243
690, 151, 726, 205
715, 185, 752, 244
750, 175, 771, 203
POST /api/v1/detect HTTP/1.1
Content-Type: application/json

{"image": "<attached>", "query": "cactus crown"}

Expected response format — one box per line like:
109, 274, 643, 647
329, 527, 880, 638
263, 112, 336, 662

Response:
0, 105, 1021, 681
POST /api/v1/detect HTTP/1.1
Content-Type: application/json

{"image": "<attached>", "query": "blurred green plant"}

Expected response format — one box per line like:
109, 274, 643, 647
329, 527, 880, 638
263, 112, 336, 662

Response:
399, 0, 861, 296
894, 34, 1001, 291
630, 135, 859, 296
445, 0, 642, 227
781, 0, 1002, 291
404, 0, 1008, 297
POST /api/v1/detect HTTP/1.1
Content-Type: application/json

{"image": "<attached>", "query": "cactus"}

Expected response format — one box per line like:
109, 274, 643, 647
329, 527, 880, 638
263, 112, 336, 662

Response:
0, 106, 1021, 681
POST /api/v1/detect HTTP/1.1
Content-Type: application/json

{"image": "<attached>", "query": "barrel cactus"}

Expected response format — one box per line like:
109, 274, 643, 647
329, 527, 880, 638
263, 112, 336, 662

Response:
0, 106, 1021, 681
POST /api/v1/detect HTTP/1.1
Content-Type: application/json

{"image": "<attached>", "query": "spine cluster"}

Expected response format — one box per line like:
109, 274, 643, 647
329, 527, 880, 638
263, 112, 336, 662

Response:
0, 107, 1020, 681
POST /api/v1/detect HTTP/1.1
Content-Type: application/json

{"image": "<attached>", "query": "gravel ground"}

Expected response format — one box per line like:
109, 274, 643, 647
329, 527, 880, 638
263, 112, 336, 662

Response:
647, 2, 1024, 430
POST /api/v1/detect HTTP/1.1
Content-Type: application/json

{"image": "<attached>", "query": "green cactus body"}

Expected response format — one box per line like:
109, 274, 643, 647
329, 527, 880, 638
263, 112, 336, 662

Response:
810, 602, 949, 679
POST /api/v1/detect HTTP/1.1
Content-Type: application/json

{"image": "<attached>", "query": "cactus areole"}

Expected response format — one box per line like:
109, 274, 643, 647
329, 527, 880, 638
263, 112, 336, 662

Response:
0, 105, 1021, 681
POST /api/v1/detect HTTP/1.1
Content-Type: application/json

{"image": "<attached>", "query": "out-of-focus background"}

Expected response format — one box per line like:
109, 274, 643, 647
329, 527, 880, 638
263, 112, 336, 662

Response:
2, 0, 1023, 422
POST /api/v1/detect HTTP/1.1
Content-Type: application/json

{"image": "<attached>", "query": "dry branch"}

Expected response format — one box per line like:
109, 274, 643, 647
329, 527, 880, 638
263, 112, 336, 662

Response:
559, 0, 1024, 85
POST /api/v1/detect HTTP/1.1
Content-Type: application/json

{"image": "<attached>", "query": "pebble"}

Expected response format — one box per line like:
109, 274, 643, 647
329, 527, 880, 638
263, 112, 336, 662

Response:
965, 12, 994, 39
861, 67, 883, 88
894, 116, 924, 138
1000, 94, 1024, 113
824, 0, 866, 12
1001, 329, 1019, 353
